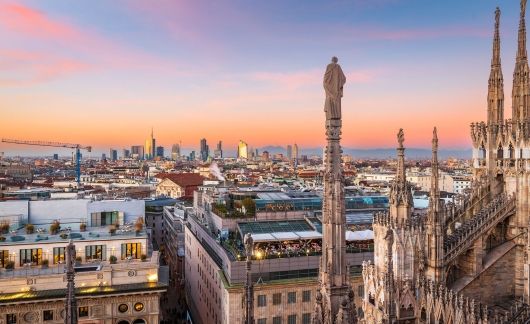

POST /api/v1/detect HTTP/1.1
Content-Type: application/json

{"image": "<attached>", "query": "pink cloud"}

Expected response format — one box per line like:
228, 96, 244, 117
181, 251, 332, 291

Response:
346, 25, 489, 41
1, 3, 79, 41
0, 50, 91, 86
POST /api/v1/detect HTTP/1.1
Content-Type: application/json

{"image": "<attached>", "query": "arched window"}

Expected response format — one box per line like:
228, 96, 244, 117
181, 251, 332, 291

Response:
497, 145, 503, 159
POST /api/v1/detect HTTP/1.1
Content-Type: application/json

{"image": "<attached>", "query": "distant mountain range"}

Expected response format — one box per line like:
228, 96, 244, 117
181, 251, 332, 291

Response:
257, 146, 472, 160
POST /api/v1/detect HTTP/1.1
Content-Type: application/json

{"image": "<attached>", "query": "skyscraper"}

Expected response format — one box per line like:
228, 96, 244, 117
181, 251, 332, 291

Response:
144, 128, 155, 159
238, 140, 248, 159
293, 143, 299, 164
214, 140, 223, 159
156, 146, 164, 158
286, 145, 293, 160
109, 149, 118, 161
122, 149, 130, 159
171, 143, 181, 161
131, 145, 144, 160
200, 138, 209, 162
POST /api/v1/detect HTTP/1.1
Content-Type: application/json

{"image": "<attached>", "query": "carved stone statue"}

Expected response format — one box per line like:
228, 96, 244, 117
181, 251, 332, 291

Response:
397, 128, 405, 148
244, 233, 253, 258
323, 56, 346, 120
522, 0, 527, 16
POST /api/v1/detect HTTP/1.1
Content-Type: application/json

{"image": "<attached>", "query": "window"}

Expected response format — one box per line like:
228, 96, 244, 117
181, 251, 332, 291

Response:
91, 211, 120, 226
121, 243, 141, 260
287, 292, 296, 304
0, 250, 8, 268
257, 294, 267, 307
19, 248, 42, 266
287, 315, 297, 324
302, 313, 311, 324
85, 245, 105, 261
302, 290, 311, 302
273, 317, 282, 324
78, 306, 89, 317
118, 304, 128, 313
53, 247, 65, 264
134, 302, 144, 312
357, 285, 364, 298
6, 314, 16, 324
273, 293, 282, 305
43, 310, 53, 321
257, 319, 267, 324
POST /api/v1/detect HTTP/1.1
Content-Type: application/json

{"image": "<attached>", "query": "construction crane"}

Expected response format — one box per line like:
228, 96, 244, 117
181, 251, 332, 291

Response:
1, 138, 92, 185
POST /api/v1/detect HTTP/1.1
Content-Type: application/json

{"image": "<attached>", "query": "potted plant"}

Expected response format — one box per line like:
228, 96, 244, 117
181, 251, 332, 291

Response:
75, 256, 82, 265
135, 217, 144, 235
5, 261, 14, 271
109, 255, 117, 264
0, 223, 9, 234
60, 233, 68, 239
140, 254, 147, 262
109, 225, 116, 236
49, 220, 61, 235
25, 224, 35, 234
41, 259, 49, 269
79, 223, 87, 232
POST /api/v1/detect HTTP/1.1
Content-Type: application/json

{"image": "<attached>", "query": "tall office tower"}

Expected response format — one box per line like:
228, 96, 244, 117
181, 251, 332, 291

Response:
214, 140, 223, 159
144, 128, 156, 159
122, 149, 130, 159
286, 145, 293, 160
200, 138, 209, 162
156, 146, 164, 158
293, 144, 299, 164
171, 143, 181, 161
238, 140, 248, 159
53, 154, 59, 160
109, 149, 118, 161
131, 145, 144, 160
189, 151, 196, 161
101, 153, 107, 161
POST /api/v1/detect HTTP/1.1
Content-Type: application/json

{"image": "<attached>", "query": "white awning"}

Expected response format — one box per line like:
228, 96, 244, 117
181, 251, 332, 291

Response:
345, 230, 374, 241
294, 231, 322, 240
251, 233, 277, 242
272, 232, 300, 241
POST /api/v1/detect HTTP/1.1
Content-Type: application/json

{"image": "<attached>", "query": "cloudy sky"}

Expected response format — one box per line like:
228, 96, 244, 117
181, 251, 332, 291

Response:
0, 0, 524, 155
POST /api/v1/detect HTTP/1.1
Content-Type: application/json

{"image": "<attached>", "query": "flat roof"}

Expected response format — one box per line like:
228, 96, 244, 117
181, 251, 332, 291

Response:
238, 219, 314, 237
0, 282, 166, 304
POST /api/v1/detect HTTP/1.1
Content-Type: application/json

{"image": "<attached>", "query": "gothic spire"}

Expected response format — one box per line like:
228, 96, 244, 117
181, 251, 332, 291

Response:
512, 0, 530, 121
488, 7, 504, 124
518, 0, 527, 62
389, 129, 413, 223
430, 127, 440, 213
492, 7, 501, 68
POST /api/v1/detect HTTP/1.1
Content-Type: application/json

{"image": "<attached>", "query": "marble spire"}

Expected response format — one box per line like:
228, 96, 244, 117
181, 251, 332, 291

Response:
314, 57, 356, 324
488, 7, 504, 124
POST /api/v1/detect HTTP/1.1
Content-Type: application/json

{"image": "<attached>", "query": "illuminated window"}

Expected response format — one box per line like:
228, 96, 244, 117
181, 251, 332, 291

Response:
122, 243, 141, 260
53, 247, 65, 264
19, 248, 42, 266
134, 302, 144, 312
85, 245, 105, 261
0, 250, 8, 268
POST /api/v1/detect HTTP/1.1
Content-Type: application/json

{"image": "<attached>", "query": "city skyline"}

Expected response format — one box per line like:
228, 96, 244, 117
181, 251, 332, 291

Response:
0, 0, 523, 154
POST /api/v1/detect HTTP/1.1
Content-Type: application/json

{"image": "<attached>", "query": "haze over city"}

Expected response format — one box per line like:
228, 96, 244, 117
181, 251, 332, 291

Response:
0, 0, 524, 155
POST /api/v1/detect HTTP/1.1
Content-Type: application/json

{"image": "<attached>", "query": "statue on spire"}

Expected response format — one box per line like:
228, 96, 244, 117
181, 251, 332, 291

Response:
397, 128, 405, 148
432, 127, 438, 151
522, 0, 527, 17
323, 57, 346, 120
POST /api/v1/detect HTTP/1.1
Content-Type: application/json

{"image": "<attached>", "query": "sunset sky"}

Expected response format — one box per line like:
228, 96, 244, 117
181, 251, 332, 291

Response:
0, 0, 524, 156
